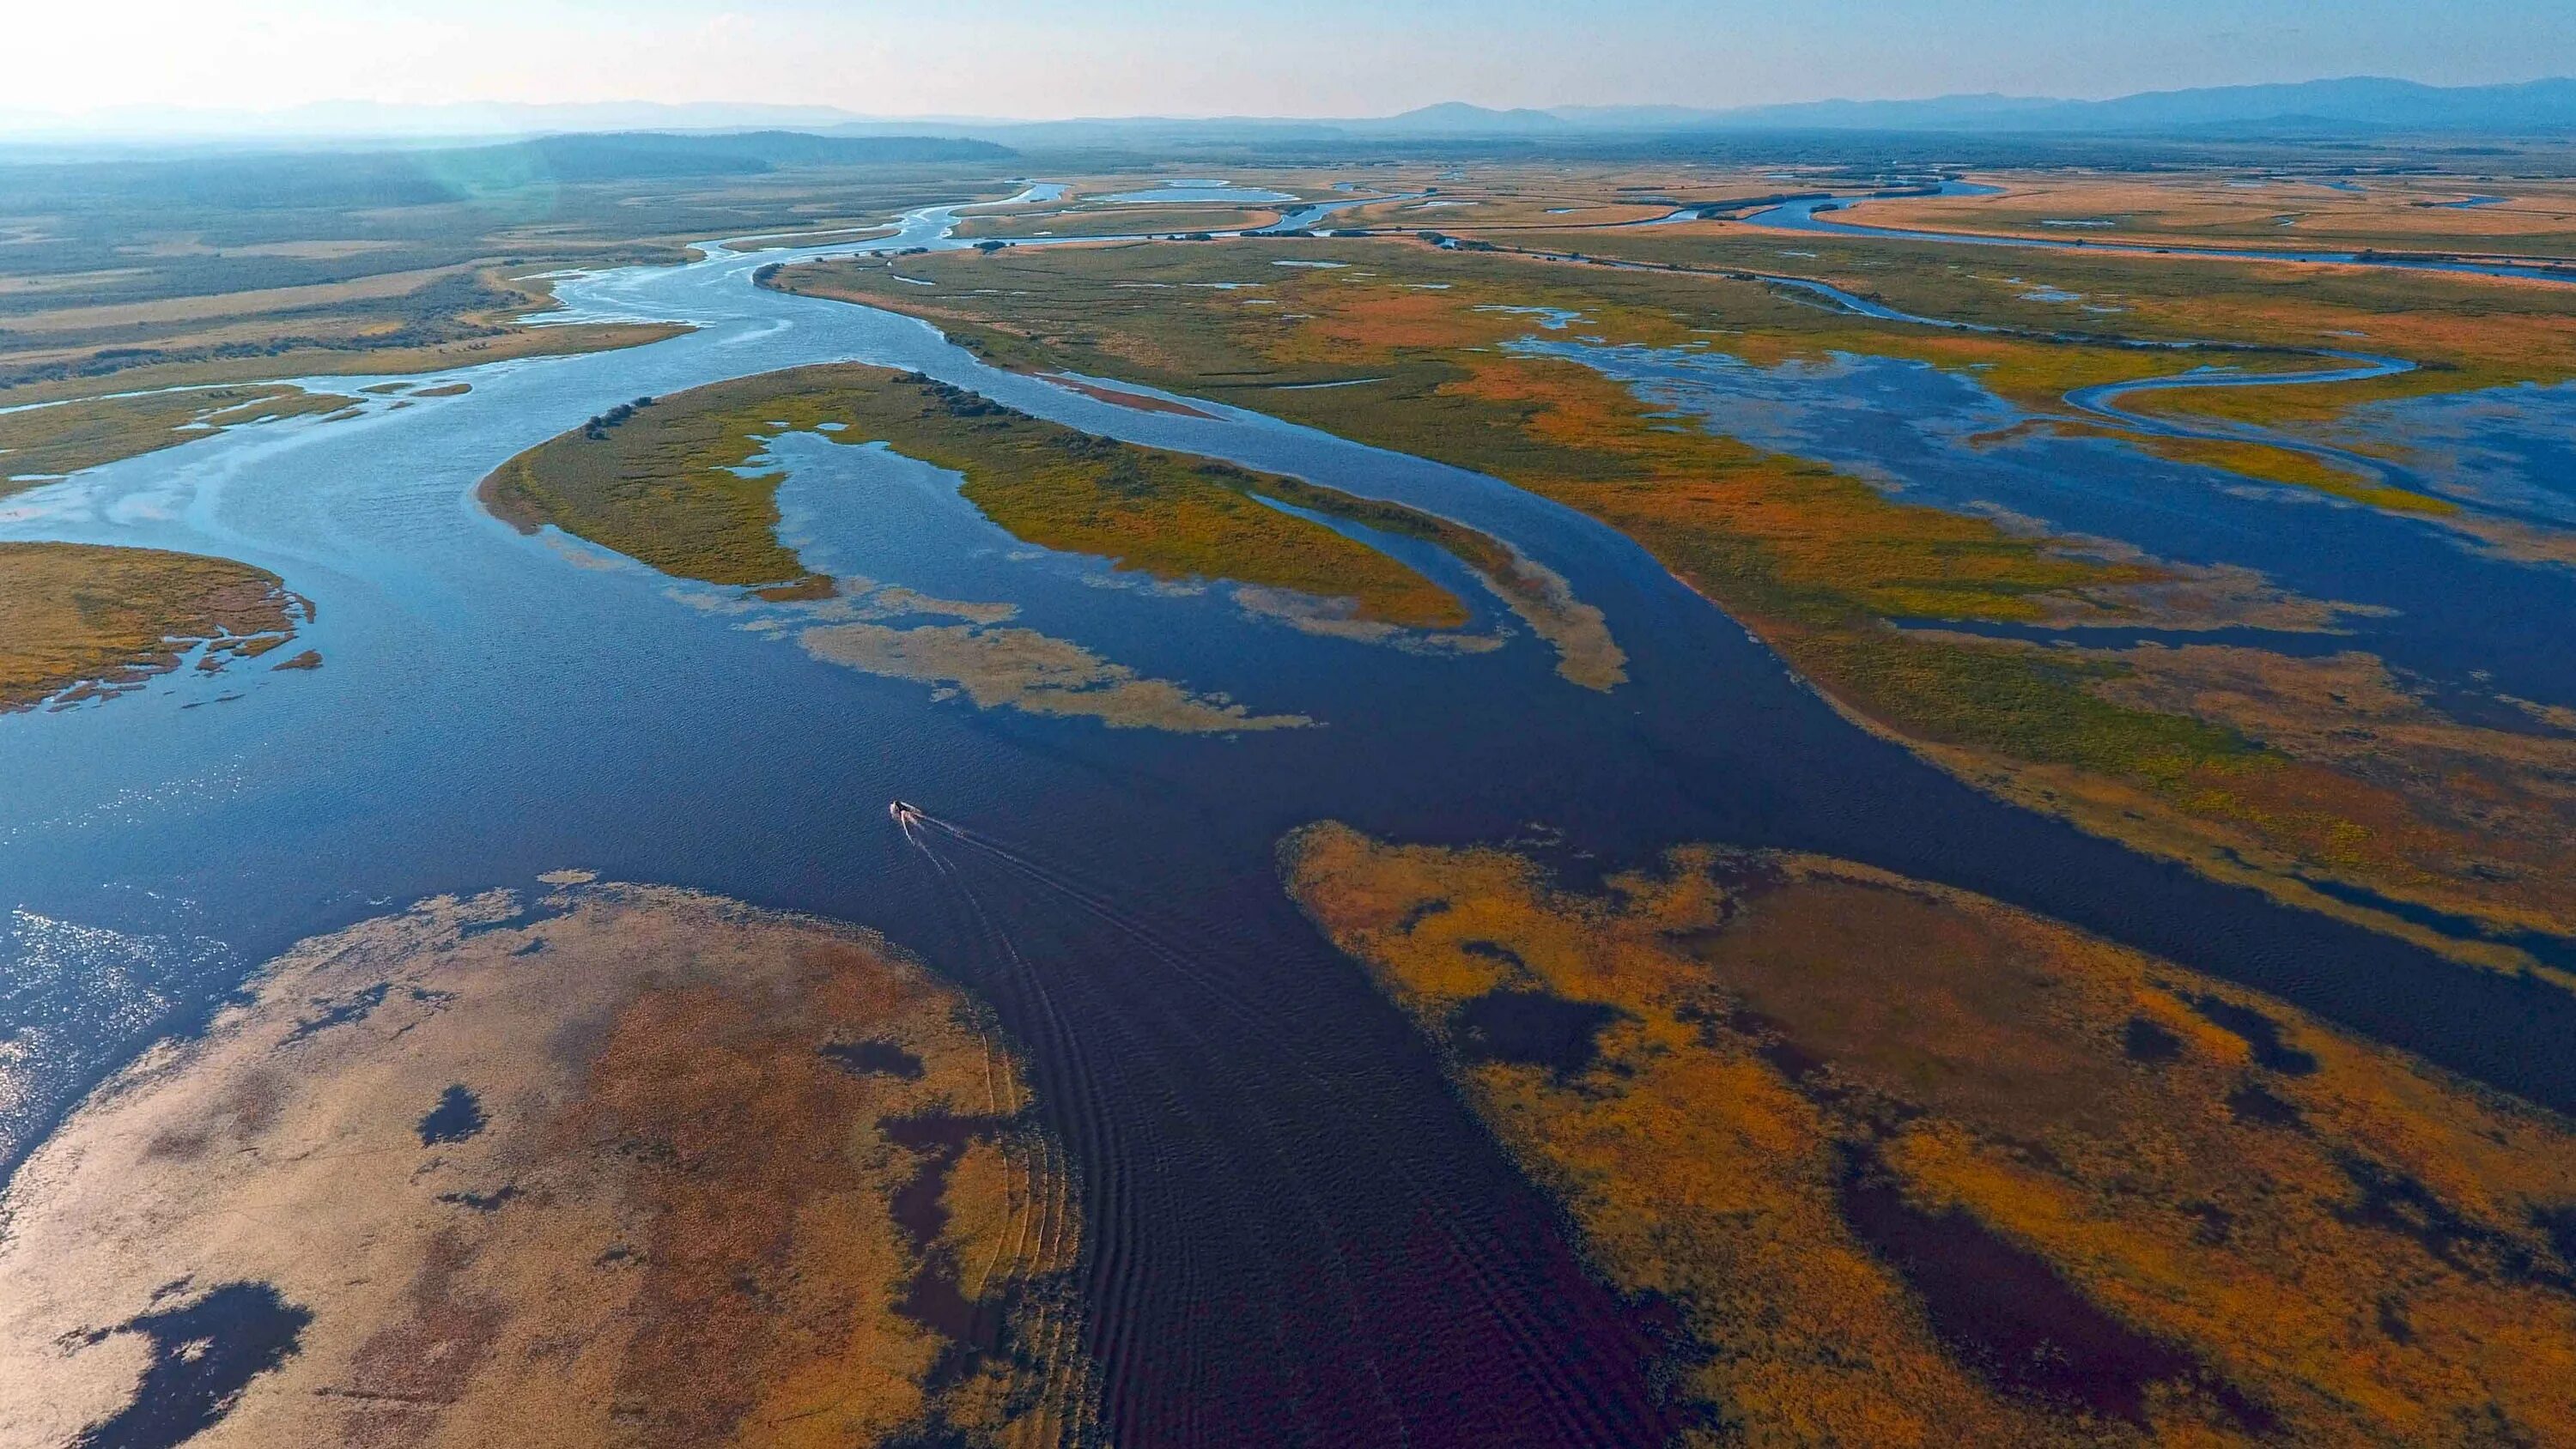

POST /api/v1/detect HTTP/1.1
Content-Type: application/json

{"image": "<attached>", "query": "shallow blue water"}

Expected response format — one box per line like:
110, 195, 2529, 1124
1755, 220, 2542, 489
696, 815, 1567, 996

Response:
2339, 382, 2576, 527
1516, 336, 2576, 720
5, 202, 2573, 1445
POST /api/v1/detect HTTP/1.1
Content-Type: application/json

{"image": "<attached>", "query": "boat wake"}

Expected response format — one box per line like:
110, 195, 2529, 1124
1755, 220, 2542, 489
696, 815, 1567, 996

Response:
884, 801, 1673, 1445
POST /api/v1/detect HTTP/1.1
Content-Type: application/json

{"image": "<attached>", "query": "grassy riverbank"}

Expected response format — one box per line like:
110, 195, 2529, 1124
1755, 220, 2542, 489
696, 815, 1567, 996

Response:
779, 236, 2576, 961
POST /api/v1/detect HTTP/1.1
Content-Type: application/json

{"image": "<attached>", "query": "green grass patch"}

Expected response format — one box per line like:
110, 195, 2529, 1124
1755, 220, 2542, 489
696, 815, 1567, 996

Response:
481, 363, 1486, 627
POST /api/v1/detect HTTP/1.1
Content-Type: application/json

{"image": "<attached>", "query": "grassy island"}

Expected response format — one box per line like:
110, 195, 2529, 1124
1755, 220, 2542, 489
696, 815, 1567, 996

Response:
1287, 822, 2576, 1448
0, 879, 1102, 1447
483, 362, 1497, 627
0, 542, 304, 712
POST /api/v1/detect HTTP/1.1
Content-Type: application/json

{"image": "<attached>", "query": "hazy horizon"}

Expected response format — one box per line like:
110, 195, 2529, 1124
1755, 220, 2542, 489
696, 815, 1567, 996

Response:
8, 0, 2573, 129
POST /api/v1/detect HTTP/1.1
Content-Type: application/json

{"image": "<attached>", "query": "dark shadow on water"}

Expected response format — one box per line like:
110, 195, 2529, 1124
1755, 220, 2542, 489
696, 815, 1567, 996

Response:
1834, 1144, 2272, 1432
416, 1084, 485, 1145
2177, 992, 2319, 1076
880, 1112, 1017, 1391
282, 981, 391, 1044
2224, 1082, 2304, 1128
819, 1038, 927, 1079
74, 1281, 313, 1449
1447, 990, 1625, 1077
435, 1184, 519, 1211
2120, 1016, 2184, 1064
2332, 1155, 2575, 1294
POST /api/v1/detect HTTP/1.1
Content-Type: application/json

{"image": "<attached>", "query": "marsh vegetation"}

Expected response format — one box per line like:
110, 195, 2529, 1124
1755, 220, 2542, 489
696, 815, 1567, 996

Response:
783, 228, 2576, 965
0, 541, 304, 712
1287, 822, 2576, 1446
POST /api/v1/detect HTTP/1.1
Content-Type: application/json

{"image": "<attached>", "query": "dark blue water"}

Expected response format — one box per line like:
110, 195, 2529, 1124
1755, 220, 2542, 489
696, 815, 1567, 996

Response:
6, 209, 2574, 1446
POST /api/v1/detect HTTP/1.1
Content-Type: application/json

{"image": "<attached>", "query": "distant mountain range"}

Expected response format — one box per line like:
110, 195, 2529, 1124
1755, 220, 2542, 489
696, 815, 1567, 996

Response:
814, 79, 2576, 145
8, 77, 2576, 148
1571, 77, 2576, 134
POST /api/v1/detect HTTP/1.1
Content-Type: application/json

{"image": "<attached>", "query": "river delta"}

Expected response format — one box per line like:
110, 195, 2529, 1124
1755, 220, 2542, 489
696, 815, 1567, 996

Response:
5, 168, 2575, 1446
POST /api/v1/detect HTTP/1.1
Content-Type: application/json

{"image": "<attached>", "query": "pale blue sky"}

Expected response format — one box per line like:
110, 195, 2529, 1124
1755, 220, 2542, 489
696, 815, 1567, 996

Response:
10, 0, 2574, 118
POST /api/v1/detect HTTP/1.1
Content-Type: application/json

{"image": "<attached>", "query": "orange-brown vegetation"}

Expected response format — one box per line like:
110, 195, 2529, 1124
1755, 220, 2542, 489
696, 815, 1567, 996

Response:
1507, 213, 2576, 435
2090, 646, 2576, 950
1285, 822, 2576, 1447
0, 881, 1099, 1447
1855, 174, 2576, 258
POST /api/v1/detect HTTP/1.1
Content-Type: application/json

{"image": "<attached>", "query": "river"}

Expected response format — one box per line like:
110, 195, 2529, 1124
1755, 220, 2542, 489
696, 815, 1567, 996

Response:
4, 192, 2572, 1446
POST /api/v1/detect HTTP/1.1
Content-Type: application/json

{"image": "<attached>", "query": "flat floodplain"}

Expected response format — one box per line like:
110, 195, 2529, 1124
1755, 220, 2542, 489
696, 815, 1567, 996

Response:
4, 149, 2576, 1447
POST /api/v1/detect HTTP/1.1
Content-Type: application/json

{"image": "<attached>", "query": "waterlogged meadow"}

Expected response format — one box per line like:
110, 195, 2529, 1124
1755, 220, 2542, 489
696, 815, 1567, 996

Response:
793, 230, 2576, 967
0, 881, 1103, 1448
0, 542, 310, 712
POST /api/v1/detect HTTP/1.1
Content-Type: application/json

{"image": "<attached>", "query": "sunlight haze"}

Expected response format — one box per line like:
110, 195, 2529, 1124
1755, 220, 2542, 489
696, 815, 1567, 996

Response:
13, 0, 2576, 122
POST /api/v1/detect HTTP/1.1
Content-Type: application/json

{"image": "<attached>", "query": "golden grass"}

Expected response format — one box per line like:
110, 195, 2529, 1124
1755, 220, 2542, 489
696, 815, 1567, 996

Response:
2121, 435, 2456, 513
1858, 174, 2576, 258
0, 264, 468, 335
0, 322, 683, 412
0, 384, 352, 492
0, 260, 684, 405
1286, 822, 2576, 1447
956, 207, 1282, 240
1505, 217, 2576, 434
0, 541, 299, 711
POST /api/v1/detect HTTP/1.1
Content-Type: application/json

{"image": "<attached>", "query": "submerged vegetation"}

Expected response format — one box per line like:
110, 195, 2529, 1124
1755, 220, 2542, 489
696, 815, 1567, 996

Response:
1285, 822, 2576, 1447
781, 233, 2576, 960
